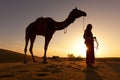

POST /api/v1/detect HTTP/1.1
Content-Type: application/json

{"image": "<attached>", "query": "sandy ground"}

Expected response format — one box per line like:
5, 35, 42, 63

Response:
0, 58, 120, 80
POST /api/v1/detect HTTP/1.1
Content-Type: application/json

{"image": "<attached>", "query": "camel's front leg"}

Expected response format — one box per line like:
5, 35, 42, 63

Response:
29, 35, 36, 62
43, 36, 52, 63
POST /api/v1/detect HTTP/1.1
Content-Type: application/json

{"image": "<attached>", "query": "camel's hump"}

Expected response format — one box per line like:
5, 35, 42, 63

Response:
36, 17, 54, 22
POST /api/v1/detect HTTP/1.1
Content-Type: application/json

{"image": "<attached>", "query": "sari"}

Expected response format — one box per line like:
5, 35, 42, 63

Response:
83, 29, 95, 65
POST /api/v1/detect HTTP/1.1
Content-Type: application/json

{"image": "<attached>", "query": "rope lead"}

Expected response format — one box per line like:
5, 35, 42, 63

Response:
83, 17, 85, 31
64, 28, 67, 34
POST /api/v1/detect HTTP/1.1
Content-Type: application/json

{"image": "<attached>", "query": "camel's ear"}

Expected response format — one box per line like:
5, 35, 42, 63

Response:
75, 7, 77, 10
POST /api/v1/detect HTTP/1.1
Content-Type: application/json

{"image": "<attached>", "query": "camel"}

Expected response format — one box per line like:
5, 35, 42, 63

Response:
24, 8, 87, 63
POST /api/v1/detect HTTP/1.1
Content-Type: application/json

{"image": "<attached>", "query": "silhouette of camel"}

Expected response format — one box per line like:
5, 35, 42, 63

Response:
24, 8, 87, 63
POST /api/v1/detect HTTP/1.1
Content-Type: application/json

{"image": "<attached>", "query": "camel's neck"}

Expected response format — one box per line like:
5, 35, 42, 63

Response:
53, 12, 76, 30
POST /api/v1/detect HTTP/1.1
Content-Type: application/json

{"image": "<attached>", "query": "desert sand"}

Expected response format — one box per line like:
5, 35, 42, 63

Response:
0, 58, 120, 80
0, 49, 120, 80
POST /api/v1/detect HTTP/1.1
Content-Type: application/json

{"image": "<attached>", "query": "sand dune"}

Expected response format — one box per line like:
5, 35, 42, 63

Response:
0, 49, 33, 63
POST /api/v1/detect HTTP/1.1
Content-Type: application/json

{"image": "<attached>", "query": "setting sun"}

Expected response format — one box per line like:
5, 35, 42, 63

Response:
71, 39, 87, 57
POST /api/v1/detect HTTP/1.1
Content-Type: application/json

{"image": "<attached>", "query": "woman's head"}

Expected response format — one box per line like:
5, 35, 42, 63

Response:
86, 24, 92, 30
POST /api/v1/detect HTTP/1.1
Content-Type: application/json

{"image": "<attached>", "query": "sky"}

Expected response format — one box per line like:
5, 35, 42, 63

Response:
0, 0, 120, 57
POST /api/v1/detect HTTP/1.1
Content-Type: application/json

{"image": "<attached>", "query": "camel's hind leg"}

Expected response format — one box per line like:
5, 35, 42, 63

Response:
29, 35, 36, 62
24, 32, 29, 63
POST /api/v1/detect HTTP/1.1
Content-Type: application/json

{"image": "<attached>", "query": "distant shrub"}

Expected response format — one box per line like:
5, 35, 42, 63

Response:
52, 56, 59, 59
75, 55, 82, 61
68, 54, 75, 61
51, 56, 62, 62
68, 54, 82, 61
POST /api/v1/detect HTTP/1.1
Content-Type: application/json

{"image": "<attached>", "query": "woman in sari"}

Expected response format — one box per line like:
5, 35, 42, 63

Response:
83, 24, 96, 66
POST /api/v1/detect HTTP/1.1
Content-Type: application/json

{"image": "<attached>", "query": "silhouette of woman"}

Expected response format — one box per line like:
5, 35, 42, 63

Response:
83, 24, 96, 66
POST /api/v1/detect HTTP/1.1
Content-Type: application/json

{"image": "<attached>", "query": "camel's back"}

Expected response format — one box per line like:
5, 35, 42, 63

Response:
26, 17, 55, 36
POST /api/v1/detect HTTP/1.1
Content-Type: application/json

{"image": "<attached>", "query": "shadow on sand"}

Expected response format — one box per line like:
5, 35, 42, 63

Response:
85, 66, 103, 80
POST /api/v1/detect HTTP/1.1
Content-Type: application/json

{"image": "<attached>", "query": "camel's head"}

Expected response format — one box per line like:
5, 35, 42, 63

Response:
71, 7, 87, 18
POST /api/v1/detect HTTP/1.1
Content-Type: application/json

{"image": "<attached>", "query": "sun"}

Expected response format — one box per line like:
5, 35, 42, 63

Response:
71, 40, 87, 57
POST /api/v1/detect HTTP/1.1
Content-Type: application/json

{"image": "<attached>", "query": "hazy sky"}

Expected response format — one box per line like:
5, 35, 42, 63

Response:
0, 0, 120, 57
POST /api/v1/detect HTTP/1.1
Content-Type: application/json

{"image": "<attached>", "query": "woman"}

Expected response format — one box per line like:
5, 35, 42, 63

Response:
83, 24, 96, 66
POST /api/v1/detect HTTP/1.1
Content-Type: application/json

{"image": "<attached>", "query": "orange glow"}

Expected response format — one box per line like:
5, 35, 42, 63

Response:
70, 39, 87, 57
